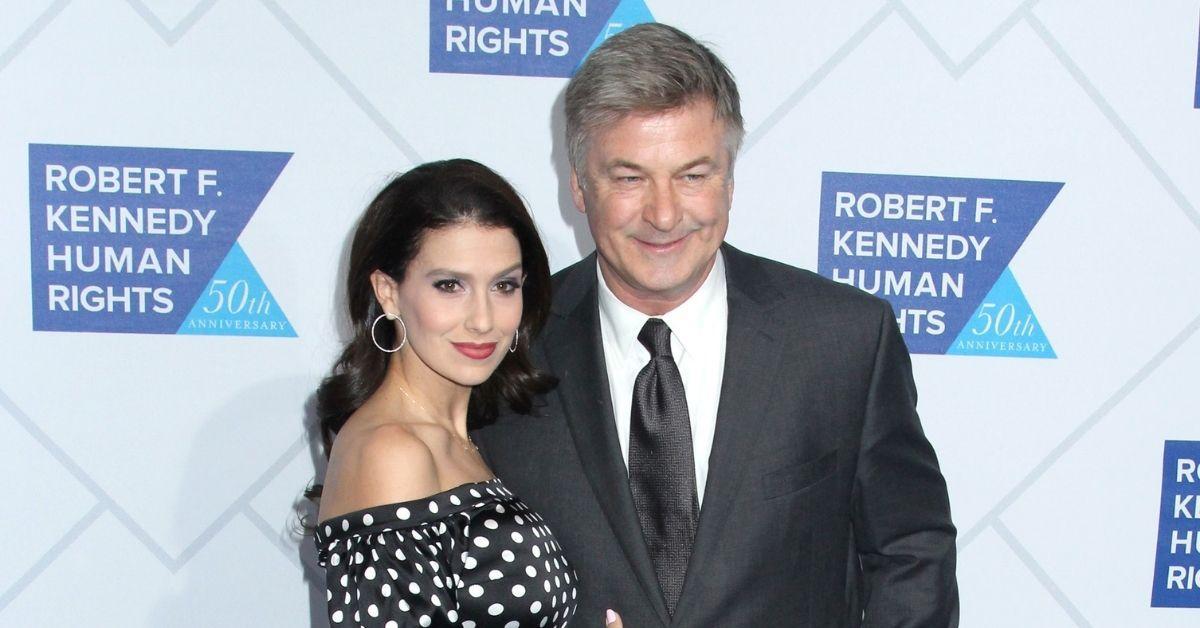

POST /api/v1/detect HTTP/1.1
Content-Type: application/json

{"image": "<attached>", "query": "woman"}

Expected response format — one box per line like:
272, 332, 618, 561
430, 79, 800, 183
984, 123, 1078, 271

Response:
311, 159, 589, 627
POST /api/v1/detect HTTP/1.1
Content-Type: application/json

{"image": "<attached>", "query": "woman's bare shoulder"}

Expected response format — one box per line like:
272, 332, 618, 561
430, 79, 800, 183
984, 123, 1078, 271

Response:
319, 422, 440, 521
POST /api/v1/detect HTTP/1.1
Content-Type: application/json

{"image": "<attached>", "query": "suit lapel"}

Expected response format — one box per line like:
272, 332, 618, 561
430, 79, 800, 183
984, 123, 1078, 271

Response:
673, 246, 786, 625
543, 258, 672, 626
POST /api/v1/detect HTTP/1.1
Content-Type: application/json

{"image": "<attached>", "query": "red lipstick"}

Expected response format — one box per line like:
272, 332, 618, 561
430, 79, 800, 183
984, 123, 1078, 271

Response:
453, 342, 497, 360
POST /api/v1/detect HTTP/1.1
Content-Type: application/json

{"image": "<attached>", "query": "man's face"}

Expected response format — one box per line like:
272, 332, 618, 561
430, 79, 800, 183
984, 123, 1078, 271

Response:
572, 99, 734, 315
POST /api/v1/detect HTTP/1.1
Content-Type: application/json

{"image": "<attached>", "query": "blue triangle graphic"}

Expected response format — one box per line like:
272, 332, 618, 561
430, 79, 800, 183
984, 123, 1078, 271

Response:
580, 0, 654, 64
948, 267, 1055, 358
177, 242, 296, 337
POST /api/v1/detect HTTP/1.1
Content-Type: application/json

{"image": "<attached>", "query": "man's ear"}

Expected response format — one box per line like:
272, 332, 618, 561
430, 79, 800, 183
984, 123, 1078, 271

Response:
570, 170, 587, 214
369, 270, 400, 316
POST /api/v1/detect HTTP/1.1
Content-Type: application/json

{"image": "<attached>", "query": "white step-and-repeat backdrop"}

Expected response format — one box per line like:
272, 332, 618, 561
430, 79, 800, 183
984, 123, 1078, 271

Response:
3, 1, 1199, 625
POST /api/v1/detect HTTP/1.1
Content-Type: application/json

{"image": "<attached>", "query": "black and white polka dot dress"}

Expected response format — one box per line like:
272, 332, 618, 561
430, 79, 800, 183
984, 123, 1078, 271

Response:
316, 478, 578, 627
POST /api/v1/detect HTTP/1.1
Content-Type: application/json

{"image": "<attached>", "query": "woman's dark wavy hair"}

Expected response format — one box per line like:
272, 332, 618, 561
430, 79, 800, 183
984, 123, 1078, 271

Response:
306, 159, 555, 500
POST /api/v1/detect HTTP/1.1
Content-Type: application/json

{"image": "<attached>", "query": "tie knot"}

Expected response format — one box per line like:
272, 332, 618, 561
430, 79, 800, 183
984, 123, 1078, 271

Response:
638, 318, 674, 358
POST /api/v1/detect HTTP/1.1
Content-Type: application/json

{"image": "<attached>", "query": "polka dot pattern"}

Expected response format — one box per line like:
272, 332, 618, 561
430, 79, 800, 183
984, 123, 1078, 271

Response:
316, 478, 577, 626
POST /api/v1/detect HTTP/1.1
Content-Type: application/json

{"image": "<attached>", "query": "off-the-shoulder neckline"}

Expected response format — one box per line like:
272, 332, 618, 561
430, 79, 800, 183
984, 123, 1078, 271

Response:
315, 477, 502, 531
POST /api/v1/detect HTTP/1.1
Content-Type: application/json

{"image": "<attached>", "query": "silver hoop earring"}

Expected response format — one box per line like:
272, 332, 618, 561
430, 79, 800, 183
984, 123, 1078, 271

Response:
509, 328, 519, 353
370, 313, 407, 353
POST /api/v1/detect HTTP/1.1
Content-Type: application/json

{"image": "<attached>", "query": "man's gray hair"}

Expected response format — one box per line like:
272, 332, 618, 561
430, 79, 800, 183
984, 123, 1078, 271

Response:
564, 23, 744, 179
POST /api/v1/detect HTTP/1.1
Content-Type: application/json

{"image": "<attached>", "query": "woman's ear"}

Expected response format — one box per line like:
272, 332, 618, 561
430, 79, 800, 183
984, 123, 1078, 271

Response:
369, 270, 400, 316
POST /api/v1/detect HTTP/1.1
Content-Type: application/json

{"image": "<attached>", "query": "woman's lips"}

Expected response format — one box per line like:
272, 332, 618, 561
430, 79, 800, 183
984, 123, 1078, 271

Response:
453, 342, 497, 360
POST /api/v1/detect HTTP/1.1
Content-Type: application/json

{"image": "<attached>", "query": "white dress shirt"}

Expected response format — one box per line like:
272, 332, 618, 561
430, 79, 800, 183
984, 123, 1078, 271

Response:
596, 252, 728, 507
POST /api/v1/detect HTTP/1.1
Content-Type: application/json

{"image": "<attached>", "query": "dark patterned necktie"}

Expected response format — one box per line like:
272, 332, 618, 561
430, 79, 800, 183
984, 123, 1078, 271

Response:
628, 318, 699, 616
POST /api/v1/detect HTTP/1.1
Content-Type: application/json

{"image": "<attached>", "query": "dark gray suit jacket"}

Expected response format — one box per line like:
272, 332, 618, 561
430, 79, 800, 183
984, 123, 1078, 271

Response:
475, 244, 958, 627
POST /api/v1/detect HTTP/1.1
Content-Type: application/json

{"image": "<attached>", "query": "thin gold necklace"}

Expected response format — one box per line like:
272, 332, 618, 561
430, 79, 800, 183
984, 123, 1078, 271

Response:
395, 384, 479, 454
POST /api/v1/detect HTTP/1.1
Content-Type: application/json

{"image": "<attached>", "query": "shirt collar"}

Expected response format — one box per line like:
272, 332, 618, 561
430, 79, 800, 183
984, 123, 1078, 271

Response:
596, 252, 727, 361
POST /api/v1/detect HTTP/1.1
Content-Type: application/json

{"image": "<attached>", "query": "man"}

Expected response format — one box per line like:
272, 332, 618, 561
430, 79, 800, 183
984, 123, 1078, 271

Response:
475, 23, 958, 627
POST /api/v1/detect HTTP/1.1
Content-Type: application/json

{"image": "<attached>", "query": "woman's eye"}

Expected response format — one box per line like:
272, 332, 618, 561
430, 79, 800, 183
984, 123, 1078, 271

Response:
433, 279, 462, 293
495, 280, 522, 294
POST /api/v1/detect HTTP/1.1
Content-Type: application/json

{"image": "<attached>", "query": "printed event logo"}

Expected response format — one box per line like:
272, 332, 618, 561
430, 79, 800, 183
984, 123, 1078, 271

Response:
430, 0, 654, 77
1152, 441, 1200, 607
29, 144, 295, 337
817, 172, 1062, 357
